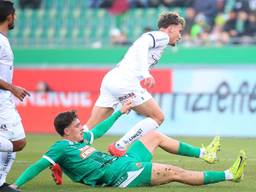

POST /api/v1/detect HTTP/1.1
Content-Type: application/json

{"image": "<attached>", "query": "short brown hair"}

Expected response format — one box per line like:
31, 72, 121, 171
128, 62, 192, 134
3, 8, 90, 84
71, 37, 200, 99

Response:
0, 0, 15, 23
157, 12, 185, 29
54, 110, 78, 136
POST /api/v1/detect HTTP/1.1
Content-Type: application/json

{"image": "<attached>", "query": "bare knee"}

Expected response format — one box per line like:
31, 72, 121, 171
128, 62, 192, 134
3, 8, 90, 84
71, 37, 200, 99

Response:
144, 130, 162, 141
12, 139, 26, 152
141, 131, 164, 145
152, 131, 164, 141
158, 112, 165, 124
152, 112, 164, 125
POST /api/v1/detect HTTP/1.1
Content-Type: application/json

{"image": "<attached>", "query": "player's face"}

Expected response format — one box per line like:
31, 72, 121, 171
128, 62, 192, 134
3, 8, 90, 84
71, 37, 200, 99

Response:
65, 118, 84, 142
167, 24, 183, 46
7, 13, 15, 30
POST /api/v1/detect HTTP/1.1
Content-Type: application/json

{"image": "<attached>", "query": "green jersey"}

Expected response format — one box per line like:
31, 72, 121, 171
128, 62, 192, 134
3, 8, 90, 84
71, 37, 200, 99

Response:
15, 110, 123, 187
15, 110, 152, 188
43, 132, 115, 186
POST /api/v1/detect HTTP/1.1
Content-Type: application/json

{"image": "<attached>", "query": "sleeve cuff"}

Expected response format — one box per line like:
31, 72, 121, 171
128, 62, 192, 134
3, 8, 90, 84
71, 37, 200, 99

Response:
42, 155, 56, 165
116, 110, 123, 117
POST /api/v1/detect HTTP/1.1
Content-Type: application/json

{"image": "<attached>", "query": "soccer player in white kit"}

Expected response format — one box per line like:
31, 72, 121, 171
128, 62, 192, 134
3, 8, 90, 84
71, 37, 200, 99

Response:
86, 12, 185, 156
0, 1, 30, 191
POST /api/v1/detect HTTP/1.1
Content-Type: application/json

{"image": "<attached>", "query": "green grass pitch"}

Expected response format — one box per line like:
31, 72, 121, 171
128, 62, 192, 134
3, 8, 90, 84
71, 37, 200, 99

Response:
7, 135, 256, 192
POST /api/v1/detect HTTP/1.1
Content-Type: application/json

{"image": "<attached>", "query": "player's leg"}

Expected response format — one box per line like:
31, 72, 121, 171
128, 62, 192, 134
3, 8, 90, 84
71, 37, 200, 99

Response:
0, 119, 26, 188
151, 150, 246, 186
139, 131, 220, 163
0, 136, 13, 152
109, 116, 160, 156
86, 106, 114, 130
85, 71, 119, 129
85, 83, 117, 129
151, 163, 205, 185
122, 141, 245, 187
109, 92, 164, 156
114, 98, 164, 146
0, 138, 25, 186
0, 137, 26, 153
0, 152, 16, 183
0, 136, 14, 187
132, 98, 164, 125
11, 139, 26, 152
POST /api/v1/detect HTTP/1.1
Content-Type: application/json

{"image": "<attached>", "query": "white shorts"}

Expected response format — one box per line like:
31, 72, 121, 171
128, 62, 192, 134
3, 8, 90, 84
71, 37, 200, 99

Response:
0, 110, 25, 141
95, 69, 152, 108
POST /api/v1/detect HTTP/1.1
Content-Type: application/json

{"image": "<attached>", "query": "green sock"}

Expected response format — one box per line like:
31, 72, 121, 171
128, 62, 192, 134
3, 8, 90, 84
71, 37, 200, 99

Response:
204, 171, 225, 184
177, 142, 200, 158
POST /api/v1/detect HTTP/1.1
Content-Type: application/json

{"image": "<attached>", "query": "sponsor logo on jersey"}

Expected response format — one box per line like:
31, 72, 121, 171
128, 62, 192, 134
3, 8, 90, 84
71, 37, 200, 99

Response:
79, 145, 96, 159
118, 92, 136, 103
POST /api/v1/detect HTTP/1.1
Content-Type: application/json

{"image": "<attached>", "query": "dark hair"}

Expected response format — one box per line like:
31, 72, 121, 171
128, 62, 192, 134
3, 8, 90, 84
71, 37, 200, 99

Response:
54, 110, 78, 136
0, 0, 15, 23
157, 12, 185, 29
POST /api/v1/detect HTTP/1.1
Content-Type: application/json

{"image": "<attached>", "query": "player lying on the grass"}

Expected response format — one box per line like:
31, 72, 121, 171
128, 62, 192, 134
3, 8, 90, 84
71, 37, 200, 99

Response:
11, 102, 246, 189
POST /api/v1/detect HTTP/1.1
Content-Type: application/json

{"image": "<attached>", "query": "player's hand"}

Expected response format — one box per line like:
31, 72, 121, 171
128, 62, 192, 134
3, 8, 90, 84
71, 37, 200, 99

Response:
11, 85, 30, 101
144, 76, 155, 88
120, 100, 133, 114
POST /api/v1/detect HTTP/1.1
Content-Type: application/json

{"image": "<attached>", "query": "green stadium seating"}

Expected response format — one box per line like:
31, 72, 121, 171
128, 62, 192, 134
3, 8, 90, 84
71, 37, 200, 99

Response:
10, 0, 186, 47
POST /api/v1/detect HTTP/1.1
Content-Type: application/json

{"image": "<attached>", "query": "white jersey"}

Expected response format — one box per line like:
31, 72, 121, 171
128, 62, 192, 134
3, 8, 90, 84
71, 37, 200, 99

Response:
0, 32, 17, 122
115, 31, 169, 80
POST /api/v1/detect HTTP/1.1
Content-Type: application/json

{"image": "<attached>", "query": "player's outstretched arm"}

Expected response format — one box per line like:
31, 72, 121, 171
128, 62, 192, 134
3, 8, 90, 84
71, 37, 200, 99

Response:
12, 158, 51, 188
91, 101, 132, 139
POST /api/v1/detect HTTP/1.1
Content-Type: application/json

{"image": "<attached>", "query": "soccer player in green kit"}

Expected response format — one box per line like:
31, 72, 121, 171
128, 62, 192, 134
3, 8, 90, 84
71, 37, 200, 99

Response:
11, 101, 246, 189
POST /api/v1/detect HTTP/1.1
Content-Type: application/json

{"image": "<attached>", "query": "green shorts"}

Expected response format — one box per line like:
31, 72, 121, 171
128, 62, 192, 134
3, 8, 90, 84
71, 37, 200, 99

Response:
104, 140, 153, 187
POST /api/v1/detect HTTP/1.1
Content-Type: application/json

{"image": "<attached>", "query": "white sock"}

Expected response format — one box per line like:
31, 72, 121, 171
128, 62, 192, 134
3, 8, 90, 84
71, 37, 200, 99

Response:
199, 148, 205, 158
0, 152, 16, 186
0, 136, 13, 152
115, 118, 159, 149
224, 169, 233, 180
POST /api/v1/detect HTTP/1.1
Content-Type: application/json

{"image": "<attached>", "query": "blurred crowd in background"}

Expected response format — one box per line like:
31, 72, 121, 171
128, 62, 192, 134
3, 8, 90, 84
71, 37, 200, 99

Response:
14, 0, 256, 47
89, 0, 256, 46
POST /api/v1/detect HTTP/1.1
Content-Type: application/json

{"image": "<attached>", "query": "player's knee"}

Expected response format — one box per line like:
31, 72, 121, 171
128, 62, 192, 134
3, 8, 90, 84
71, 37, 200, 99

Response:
146, 130, 161, 140
153, 112, 164, 125
12, 139, 26, 152
158, 112, 165, 124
